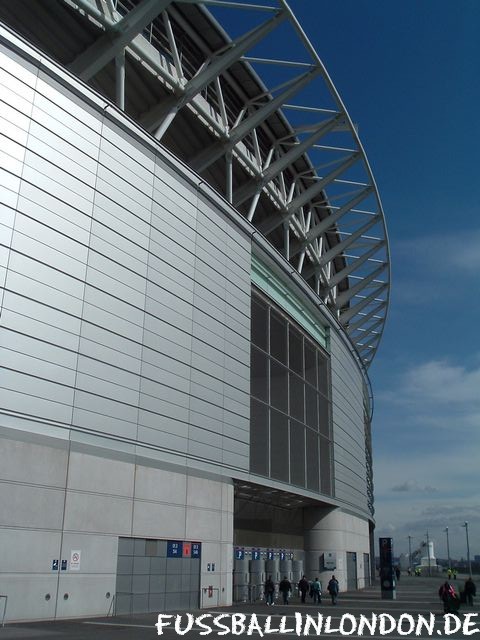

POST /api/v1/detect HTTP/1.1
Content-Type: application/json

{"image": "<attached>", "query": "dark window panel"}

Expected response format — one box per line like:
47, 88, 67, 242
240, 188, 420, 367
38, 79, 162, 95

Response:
251, 296, 268, 351
251, 346, 268, 402
290, 420, 305, 487
304, 342, 317, 387
318, 395, 330, 437
270, 309, 287, 364
250, 399, 269, 475
270, 360, 288, 413
289, 326, 303, 376
305, 384, 318, 429
306, 429, 320, 492
317, 352, 329, 397
270, 409, 289, 482
320, 436, 332, 495
289, 372, 304, 422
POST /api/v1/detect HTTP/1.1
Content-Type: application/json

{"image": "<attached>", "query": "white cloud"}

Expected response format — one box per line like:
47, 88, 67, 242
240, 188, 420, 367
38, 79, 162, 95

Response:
391, 480, 437, 493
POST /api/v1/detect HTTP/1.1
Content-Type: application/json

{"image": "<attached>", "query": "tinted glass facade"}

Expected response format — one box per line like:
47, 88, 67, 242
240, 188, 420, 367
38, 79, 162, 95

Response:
250, 290, 333, 495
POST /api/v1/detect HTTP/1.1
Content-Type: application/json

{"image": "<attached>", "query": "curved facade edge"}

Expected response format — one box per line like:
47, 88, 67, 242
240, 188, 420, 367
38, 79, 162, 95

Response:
0, 29, 374, 621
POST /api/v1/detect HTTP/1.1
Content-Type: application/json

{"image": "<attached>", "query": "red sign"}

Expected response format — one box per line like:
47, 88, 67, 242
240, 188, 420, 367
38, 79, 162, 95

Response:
183, 542, 191, 557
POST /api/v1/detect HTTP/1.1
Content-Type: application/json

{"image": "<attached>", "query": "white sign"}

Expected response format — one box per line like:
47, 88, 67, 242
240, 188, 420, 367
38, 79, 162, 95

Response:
324, 552, 337, 570
70, 550, 81, 571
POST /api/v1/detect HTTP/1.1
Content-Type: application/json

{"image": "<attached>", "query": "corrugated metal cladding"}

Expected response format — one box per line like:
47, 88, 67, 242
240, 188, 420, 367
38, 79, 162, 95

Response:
0, 44, 252, 473
330, 330, 368, 512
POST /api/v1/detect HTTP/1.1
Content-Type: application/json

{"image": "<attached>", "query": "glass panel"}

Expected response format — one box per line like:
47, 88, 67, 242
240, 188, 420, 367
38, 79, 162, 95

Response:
270, 309, 287, 364
290, 420, 305, 487
304, 342, 317, 387
270, 360, 288, 413
250, 399, 269, 475
317, 352, 329, 397
270, 409, 289, 482
306, 429, 319, 492
318, 395, 330, 437
320, 436, 332, 495
251, 296, 268, 351
305, 385, 318, 429
289, 326, 303, 376
289, 372, 304, 422
251, 346, 268, 402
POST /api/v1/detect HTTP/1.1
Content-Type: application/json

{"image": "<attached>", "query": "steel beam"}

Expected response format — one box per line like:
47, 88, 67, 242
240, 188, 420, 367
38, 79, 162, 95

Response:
340, 283, 388, 323
70, 0, 173, 80
334, 263, 387, 308
141, 9, 289, 137
327, 240, 385, 289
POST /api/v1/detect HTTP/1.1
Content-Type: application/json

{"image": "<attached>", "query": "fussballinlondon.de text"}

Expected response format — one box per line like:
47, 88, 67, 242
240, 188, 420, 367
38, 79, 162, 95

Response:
155, 612, 480, 636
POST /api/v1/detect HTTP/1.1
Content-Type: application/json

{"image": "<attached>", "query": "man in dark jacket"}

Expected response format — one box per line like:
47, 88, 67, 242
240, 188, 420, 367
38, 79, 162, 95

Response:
465, 577, 476, 606
264, 576, 275, 606
279, 576, 292, 604
298, 576, 309, 603
327, 575, 339, 605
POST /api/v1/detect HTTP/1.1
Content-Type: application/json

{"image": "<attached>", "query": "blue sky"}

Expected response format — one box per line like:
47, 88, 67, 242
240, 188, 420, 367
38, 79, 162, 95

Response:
286, 0, 480, 561
213, 0, 480, 561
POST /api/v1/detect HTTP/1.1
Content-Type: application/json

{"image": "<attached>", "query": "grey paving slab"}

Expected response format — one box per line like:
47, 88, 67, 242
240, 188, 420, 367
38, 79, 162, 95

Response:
0, 575, 477, 639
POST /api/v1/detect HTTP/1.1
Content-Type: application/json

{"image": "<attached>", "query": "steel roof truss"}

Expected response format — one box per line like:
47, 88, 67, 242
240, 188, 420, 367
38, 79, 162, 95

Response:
340, 284, 388, 323
335, 263, 387, 308
234, 112, 344, 207
346, 302, 387, 333
327, 240, 386, 289
70, 0, 173, 80
143, 8, 289, 137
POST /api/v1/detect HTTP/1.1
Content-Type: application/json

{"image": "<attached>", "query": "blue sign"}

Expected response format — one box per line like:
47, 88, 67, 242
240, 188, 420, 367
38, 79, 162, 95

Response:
280, 551, 286, 561
267, 549, 274, 560
61, 560, 67, 571
52, 559, 59, 571
235, 548, 245, 560
167, 541, 183, 558
252, 549, 260, 561
192, 543, 201, 558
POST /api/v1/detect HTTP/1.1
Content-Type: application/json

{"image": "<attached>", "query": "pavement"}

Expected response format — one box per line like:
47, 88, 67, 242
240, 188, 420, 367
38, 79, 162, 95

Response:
0, 574, 477, 639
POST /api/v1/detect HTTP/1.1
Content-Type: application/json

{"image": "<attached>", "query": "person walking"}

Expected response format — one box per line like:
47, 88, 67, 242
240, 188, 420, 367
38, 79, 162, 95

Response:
439, 581, 456, 613
279, 576, 292, 605
311, 577, 322, 604
264, 575, 275, 606
464, 577, 476, 606
327, 575, 339, 605
298, 576, 309, 604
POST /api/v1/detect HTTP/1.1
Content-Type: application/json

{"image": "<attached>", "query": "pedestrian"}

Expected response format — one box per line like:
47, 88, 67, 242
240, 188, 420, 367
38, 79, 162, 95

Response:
327, 575, 339, 605
279, 576, 292, 604
298, 575, 309, 604
464, 577, 476, 606
439, 581, 456, 614
264, 575, 275, 606
310, 577, 322, 604
395, 567, 400, 582
447, 569, 452, 580
453, 569, 457, 579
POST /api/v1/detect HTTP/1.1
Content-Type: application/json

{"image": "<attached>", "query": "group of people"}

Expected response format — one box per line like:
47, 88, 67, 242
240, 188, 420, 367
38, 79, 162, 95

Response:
264, 575, 339, 606
439, 577, 476, 613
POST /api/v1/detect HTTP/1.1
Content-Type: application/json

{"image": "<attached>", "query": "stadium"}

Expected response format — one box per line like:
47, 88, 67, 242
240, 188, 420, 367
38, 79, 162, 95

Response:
0, 0, 390, 622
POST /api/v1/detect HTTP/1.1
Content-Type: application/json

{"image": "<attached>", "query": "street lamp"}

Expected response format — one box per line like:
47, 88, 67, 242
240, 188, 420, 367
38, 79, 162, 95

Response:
462, 522, 472, 576
408, 535, 413, 573
445, 527, 451, 573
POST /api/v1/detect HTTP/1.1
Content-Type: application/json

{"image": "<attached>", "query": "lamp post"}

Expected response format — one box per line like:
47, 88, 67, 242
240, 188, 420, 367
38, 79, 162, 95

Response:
462, 521, 472, 576
408, 535, 413, 573
444, 527, 451, 573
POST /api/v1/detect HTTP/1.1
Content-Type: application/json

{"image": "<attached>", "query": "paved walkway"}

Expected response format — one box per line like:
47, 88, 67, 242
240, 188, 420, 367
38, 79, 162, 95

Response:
0, 575, 477, 639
